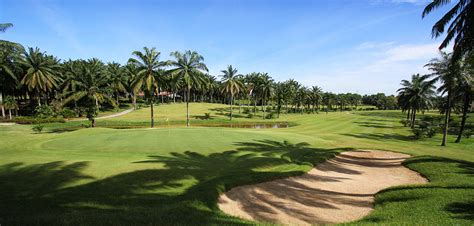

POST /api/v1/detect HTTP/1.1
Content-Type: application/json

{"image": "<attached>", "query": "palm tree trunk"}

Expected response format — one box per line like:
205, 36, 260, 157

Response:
441, 92, 451, 146
150, 97, 154, 128
186, 87, 190, 127
8, 109, 12, 120
411, 108, 416, 129
1, 90, 5, 118
263, 95, 266, 119
230, 95, 233, 120
132, 94, 137, 109
116, 91, 120, 107
406, 108, 411, 120
455, 93, 470, 143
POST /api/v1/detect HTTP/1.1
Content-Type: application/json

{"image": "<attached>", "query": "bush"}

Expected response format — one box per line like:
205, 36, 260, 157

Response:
243, 108, 250, 114
60, 108, 77, 118
411, 118, 439, 139
32, 124, 44, 133
463, 129, 472, 138
266, 112, 275, 119
14, 116, 65, 124
34, 105, 56, 118
400, 119, 411, 127
203, 112, 211, 120
247, 113, 254, 118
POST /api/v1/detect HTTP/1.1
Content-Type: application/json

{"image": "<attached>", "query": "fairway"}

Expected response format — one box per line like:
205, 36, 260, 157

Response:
1, 103, 473, 225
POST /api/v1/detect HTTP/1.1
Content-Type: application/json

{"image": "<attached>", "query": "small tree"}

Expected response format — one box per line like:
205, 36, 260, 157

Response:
3, 96, 18, 120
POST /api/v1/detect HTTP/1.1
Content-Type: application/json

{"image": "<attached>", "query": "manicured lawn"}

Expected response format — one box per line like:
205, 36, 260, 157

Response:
0, 103, 472, 225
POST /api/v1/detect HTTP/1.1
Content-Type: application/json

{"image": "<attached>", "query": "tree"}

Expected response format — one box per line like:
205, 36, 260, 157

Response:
454, 53, 474, 143
0, 23, 13, 32
62, 59, 115, 127
128, 47, 166, 128
258, 73, 274, 119
20, 47, 61, 106
107, 62, 128, 106
2, 96, 17, 120
0, 40, 23, 118
220, 65, 244, 120
168, 50, 208, 126
397, 74, 436, 128
426, 52, 462, 146
422, 0, 474, 60
310, 86, 323, 112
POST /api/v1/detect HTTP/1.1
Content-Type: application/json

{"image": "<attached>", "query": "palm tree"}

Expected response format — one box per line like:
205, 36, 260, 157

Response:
20, 47, 61, 106
258, 73, 274, 119
168, 50, 208, 126
454, 53, 474, 143
0, 23, 13, 32
125, 63, 139, 109
3, 96, 18, 120
220, 65, 244, 120
397, 74, 436, 128
128, 47, 166, 128
107, 62, 128, 107
62, 59, 114, 127
422, 0, 474, 60
425, 52, 462, 145
0, 40, 23, 118
310, 86, 323, 112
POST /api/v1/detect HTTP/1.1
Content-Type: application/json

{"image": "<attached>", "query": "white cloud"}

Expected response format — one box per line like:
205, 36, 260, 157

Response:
297, 42, 442, 95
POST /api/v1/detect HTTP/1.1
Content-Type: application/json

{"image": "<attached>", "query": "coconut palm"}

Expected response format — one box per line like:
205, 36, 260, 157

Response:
220, 65, 244, 120
397, 74, 436, 128
107, 62, 128, 106
310, 86, 323, 112
20, 47, 61, 106
128, 47, 166, 128
0, 23, 13, 32
168, 50, 208, 126
2, 96, 17, 120
454, 53, 474, 143
124, 63, 140, 109
422, 0, 474, 60
425, 52, 462, 145
258, 73, 274, 119
62, 58, 115, 127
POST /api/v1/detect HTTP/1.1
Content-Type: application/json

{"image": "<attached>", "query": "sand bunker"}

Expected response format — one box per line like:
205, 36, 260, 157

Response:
218, 150, 427, 225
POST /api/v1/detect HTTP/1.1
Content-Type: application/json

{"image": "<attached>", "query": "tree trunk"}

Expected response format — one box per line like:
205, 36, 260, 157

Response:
116, 91, 120, 107
1, 90, 4, 118
150, 98, 154, 128
441, 92, 451, 146
455, 93, 470, 143
406, 108, 411, 120
132, 94, 137, 110
186, 87, 190, 127
263, 95, 266, 119
8, 109, 12, 120
229, 95, 233, 121
91, 118, 96, 127
411, 108, 416, 129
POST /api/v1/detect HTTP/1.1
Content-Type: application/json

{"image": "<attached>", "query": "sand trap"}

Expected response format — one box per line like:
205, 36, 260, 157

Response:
218, 150, 427, 225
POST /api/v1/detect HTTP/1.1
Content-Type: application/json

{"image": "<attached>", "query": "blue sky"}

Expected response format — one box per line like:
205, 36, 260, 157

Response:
1, 0, 453, 94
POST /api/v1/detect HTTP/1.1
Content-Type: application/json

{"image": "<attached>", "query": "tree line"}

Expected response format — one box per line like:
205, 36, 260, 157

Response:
1, 24, 398, 127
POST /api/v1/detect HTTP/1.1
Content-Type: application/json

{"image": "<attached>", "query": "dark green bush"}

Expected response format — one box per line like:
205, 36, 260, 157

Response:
32, 124, 44, 133
34, 105, 55, 118
60, 108, 77, 118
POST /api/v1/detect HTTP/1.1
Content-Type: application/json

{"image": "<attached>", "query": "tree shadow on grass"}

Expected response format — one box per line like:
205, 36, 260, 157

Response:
341, 132, 412, 141
354, 121, 395, 129
0, 140, 347, 225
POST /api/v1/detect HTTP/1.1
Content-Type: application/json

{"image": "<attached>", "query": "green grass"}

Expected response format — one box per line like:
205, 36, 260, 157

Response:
0, 103, 472, 225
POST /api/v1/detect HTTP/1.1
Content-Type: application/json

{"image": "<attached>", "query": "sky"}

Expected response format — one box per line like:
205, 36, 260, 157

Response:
0, 0, 454, 95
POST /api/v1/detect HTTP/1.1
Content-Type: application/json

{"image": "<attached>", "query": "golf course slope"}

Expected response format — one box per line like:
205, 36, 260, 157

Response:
218, 150, 428, 225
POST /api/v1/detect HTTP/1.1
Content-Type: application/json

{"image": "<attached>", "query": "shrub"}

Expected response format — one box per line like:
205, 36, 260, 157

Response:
243, 108, 250, 114
400, 119, 411, 127
204, 112, 211, 120
34, 105, 56, 118
60, 108, 77, 118
266, 112, 275, 119
411, 118, 439, 139
32, 124, 44, 133
247, 113, 254, 118
14, 116, 65, 124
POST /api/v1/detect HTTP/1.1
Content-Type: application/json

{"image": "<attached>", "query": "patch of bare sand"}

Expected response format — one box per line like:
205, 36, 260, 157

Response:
218, 150, 427, 225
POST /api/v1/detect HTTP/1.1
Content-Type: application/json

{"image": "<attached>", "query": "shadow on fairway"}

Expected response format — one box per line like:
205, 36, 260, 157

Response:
0, 140, 347, 225
2, 144, 472, 225
341, 132, 412, 141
